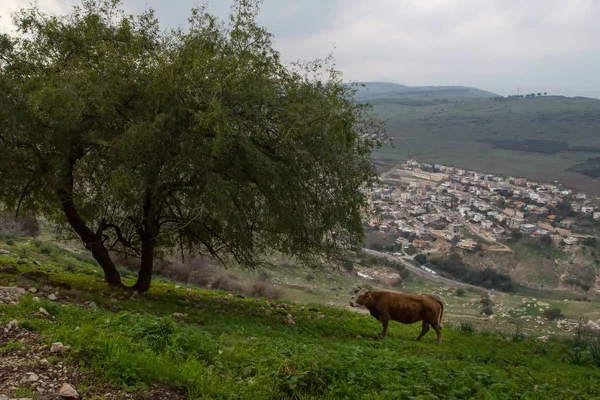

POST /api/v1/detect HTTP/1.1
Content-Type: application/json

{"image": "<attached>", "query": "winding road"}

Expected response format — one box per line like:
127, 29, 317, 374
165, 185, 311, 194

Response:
363, 248, 509, 296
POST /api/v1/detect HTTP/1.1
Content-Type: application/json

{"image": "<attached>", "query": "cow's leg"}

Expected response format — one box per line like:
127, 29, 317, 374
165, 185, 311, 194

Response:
432, 323, 443, 344
415, 321, 430, 341
380, 318, 390, 337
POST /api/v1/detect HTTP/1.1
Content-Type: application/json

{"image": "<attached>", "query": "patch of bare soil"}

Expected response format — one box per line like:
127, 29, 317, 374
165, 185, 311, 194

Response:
0, 287, 187, 400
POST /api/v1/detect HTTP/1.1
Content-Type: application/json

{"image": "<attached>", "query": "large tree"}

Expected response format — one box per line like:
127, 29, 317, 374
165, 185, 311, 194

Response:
0, 0, 386, 292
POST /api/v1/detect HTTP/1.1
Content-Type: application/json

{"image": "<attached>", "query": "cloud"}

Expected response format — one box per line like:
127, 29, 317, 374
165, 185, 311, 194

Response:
1, 0, 598, 96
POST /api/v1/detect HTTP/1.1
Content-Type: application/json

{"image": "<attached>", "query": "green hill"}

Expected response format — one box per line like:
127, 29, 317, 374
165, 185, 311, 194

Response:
353, 82, 498, 105
365, 89, 600, 193
1, 235, 600, 399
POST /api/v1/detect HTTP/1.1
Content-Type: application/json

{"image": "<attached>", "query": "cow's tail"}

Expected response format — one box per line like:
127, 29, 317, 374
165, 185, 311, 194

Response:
436, 297, 444, 327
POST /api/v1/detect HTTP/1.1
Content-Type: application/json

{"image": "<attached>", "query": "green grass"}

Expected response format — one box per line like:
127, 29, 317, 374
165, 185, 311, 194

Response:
372, 95, 600, 193
1, 237, 600, 399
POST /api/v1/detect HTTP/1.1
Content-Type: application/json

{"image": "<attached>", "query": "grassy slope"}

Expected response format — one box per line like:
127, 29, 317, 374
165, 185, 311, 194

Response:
371, 96, 600, 192
1, 238, 600, 399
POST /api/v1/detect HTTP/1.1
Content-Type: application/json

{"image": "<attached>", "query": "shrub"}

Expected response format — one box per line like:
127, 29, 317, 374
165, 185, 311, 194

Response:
590, 338, 600, 368
305, 273, 315, 282
454, 288, 466, 297
1, 341, 25, 354
342, 260, 354, 272
542, 308, 563, 321
481, 306, 494, 316
414, 254, 427, 265
458, 321, 475, 334
39, 244, 54, 254
480, 296, 494, 307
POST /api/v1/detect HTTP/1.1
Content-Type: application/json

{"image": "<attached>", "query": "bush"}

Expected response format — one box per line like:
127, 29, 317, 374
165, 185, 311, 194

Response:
480, 297, 494, 307
481, 306, 494, 316
39, 244, 54, 254
590, 338, 600, 368
342, 260, 354, 272
454, 288, 466, 297
305, 273, 315, 282
458, 321, 475, 334
542, 308, 563, 321
414, 254, 427, 265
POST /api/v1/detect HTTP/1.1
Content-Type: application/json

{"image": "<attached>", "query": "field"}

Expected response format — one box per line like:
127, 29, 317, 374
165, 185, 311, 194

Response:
367, 92, 600, 193
2, 234, 600, 399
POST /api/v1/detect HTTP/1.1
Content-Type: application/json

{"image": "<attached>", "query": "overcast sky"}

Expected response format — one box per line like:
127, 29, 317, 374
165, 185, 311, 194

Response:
2, 0, 599, 98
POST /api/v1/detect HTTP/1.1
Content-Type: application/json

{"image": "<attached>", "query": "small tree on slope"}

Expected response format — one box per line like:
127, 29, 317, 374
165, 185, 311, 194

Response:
0, 0, 386, 292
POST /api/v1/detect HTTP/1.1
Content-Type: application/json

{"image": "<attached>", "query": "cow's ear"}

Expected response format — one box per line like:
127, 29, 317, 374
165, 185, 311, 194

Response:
365, 291, 371, 299
354, 288, 360, 294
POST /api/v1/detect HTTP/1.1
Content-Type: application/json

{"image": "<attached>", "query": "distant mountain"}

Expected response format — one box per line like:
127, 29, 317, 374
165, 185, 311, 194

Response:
352, 82, 499, 105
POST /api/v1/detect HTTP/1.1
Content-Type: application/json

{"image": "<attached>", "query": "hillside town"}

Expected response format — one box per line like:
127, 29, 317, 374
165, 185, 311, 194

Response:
364, 160, 600, 254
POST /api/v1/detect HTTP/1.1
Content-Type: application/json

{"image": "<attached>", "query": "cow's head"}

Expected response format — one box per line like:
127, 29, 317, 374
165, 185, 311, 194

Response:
349, 287, 371, 307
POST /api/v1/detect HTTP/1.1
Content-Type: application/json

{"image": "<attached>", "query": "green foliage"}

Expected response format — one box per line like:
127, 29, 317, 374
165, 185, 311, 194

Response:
0, 0, 385, 291
590, 337, 600, 368
454, 288, 466, 297
543, 308, 564, 321
481, 306, 494, 316
480, 138, 568, 154
480, 297, 494, 307
0, 340, 25, 354
457, 321, 475, 334
539, 234, 552, 247
568, 157, 600, 178
429, 255, 516, 292
14, 387, 36, 399
1, 256, 600, 399
414, 253, 427, 265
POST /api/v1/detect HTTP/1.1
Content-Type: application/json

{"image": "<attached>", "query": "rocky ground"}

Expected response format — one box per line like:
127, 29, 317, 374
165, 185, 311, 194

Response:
0, 287, 186, 400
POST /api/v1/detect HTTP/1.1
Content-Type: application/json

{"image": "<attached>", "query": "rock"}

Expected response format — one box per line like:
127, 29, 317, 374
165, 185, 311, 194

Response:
50, 342, 70, 353
536, 336, 549, 342
48, 293, 58, 301
175, 285, 181, 289
6, 319, 18, 331
59, 383, 79, 399
286, 318, 295, 325
33, 260, 42, 266
0, 394, 8, 400
29, 287, 38, 293
27, 373, 40, 382
33, 296, 40, 302
39, 307, 51, 317
585, 320, 600, 335
0, 249, 10, 254
171, 313, 188, 319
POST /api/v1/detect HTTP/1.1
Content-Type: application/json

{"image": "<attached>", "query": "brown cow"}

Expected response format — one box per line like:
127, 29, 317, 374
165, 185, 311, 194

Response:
350, 287, 444, 344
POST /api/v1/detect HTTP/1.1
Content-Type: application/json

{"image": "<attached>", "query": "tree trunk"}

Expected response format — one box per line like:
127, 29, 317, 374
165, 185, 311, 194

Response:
132, 236, 155, 293
131, 193, 159, 293
57, 189, 123, 287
